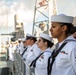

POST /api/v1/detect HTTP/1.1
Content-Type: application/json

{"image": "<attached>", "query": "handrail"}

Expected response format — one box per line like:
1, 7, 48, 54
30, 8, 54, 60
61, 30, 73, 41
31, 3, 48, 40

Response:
14, 51, 35, 75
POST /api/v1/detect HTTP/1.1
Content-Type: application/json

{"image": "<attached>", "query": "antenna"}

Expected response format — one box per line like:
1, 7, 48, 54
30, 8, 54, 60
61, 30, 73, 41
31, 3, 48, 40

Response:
32, 0, 57, 37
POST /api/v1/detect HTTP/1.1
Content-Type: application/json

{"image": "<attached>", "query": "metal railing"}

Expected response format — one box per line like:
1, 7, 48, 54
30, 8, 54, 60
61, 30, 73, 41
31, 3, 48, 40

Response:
14, 51, 35, 75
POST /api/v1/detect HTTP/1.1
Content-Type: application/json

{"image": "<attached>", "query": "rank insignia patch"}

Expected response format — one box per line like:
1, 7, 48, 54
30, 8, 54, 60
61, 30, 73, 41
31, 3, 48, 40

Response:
31, 49, 33, 52
60, 51, 68, 55
40, 55, 44, 59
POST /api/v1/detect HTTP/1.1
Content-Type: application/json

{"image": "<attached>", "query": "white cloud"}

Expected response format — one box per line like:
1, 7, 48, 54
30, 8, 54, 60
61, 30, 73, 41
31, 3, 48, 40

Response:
0, 0, 35, 34
1, 0, 76, 44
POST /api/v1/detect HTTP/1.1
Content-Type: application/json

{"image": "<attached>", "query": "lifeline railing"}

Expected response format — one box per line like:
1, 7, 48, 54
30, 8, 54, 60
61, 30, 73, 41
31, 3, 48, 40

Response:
14, 51, 35, 75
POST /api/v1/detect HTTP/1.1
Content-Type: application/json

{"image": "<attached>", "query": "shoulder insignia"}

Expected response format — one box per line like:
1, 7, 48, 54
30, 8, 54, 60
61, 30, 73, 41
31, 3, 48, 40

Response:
40, 55, 44, 59
39, 59, 41, 61
60, 51, 68, 55
31, 49, 33, 52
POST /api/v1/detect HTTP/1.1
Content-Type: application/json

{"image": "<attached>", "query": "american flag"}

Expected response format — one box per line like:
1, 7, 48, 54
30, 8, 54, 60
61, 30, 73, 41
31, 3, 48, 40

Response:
39, 0, 46, 6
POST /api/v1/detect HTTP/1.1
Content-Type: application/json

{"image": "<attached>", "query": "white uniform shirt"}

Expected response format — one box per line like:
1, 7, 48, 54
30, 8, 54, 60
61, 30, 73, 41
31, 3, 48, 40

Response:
9, 44, 14, 61
35, 48, 52, 75
51, 36, 76, 75
25, 44, 41, 75
22, 45, 31, 60
26, 44, 41, 65
19, 42, 25, 54
16, 43, 22, 53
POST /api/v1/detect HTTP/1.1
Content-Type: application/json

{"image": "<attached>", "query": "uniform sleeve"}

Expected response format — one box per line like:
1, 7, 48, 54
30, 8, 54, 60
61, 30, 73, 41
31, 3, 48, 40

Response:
69, 47, 76, 73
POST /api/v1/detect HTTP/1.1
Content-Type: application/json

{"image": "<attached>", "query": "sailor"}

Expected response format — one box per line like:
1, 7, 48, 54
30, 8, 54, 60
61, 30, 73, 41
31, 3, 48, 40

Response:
49, 14, 76, 75
29, 33, 54, 75
16, 38, 22, 53
20, 38, 26, 55
9, 42, 14, 61
22, 33, 37, 60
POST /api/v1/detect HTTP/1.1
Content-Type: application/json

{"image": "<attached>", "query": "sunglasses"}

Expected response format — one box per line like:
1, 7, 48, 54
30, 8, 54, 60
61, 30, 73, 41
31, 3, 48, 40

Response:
23, 41, 26, 43
38, 39, 42, 42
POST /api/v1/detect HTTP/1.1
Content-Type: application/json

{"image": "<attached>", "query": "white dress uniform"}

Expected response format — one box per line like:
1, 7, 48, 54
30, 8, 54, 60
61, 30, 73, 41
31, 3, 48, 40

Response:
35, 48, 52, 75
25, 44, 41, 75
16, 43, 21, 53
26, 43, 41, 65
51, 36, 76, 75
19, 42, 25, 54
9, 44, 14, 61
12, 44, 17, 61
20, 38, 26, 55
22, 45, 31, 60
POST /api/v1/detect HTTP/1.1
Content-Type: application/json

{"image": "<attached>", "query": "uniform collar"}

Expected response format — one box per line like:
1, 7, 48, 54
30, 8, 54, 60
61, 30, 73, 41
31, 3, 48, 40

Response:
58, 40, 65, 49
42, 47, 52, 53
64, 35, 76, 42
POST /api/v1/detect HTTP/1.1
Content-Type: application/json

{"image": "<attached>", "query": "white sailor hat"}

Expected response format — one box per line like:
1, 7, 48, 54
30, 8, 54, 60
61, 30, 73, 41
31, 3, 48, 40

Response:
40, 33, 52, 42
26, 33, 32, 37
26, 33, 37, 40
51, 14, 73, 23
18, 38, 22, 41
22, 38, 26, 42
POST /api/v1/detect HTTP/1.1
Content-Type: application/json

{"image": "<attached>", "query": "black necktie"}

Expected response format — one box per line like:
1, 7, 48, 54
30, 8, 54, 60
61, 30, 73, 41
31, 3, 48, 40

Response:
21, 47, 28, 56
30, 52, 44, 67
54, 43, 59, 52
47, 42, 67, 75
